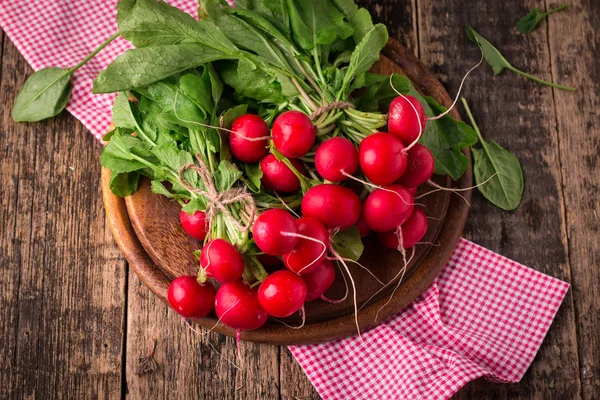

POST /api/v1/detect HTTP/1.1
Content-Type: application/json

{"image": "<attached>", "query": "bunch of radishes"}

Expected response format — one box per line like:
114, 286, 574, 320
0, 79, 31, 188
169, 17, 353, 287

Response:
169, 94, 434, 333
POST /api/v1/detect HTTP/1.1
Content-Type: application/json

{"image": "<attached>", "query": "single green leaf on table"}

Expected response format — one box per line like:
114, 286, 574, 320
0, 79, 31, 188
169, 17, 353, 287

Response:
12, 32, 119, 122
461, 98, 524, 210
109, 172, 141, 197
12, 67, 72, 122
516, 4, 568, 34
466, 25, 575, 91
331, 226, 364, 261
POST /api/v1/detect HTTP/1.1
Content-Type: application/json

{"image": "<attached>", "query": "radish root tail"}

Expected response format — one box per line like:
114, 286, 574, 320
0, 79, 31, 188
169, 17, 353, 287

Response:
280, 231, 327, 274
321, 263, 349, 304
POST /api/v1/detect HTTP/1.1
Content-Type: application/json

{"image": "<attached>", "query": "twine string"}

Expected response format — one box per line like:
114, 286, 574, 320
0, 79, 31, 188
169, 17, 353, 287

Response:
178, 154, 256, 233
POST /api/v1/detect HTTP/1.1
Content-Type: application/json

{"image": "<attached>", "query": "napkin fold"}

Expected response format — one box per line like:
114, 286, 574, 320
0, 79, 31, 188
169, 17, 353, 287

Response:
289, 238, 569, 399
0, 2, 569, 399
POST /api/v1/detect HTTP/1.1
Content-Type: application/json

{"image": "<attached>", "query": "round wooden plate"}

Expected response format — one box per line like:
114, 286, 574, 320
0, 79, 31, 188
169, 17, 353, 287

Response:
101, 39, 472, 345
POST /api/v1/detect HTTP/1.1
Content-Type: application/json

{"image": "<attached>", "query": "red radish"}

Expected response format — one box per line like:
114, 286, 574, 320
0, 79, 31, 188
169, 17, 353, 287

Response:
283, 217, 329, 275
399, 207, 428, 248
359, 132, 407, 185
378, 208, 428, 250
258, 270, 307, 317
315, 137, 358, 182
229, 114, 270, 163
362, 184, 414, 232
253, 209, 298, 255
396, 144, 435, 188
168, 276, 215, 318
388, 95, 426, 145
215, 281, 268, 330
302, 260, 336, 301
406, 186, 418, 196
301, 184, 361, 230
200, 239, 245, 283
356, 215, 372, 237
260, 154, 307, 193
272, 110, 315, 158
180, 210, 208, 241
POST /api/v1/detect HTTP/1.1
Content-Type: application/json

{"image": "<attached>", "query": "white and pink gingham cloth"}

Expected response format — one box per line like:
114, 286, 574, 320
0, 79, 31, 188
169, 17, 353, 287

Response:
0, 2, 569, 399
290, 238, 568, 399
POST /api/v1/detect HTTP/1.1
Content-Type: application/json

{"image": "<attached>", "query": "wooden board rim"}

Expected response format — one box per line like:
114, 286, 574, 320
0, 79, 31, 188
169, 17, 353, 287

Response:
101, 39, 472, 345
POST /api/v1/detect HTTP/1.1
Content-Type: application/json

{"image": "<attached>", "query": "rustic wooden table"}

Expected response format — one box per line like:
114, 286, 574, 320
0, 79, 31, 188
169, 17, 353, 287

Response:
1, 1, 598, 399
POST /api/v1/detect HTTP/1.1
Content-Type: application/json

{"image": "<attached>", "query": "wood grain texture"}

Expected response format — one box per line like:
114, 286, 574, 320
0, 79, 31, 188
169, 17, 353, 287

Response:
547, 0, 600, 398
2, 0, 599, 398
123, 269, 280, 400
416, 0, 583, 398
0, 37, 126, 399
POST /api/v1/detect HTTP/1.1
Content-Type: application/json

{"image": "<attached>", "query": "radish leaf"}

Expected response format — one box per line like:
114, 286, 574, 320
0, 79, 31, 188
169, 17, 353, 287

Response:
243, 163, 263, 193
466, 24, 575, 91
285, 0, 353, 50
109, 172, 141, 197
93, 44, 232, 93
332, 226, 364, 261
462, 98, 523, 210
118, 0, 237, 53
516, 4, 568, 34
421, 97, 478, 179
12, 67, 72, 122
340, 24, 388, 95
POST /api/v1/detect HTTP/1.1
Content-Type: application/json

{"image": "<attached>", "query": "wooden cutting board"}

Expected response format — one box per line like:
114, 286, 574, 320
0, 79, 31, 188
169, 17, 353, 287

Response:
101, 39, 472, 345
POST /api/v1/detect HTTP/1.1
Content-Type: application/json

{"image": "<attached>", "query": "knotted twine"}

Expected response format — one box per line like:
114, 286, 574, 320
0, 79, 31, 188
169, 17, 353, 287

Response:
178, 154, 256, 233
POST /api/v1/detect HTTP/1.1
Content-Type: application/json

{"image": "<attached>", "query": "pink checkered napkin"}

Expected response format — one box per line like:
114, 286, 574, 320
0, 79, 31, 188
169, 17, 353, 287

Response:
289, 238, 569, 399
0, 3, 569, 399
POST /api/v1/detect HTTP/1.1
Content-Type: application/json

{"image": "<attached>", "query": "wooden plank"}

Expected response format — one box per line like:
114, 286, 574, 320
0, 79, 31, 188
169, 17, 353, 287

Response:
0, 38, 126, 398
124, 270, 280, 399
0, 30, 19, 397
416, 0, 582, 399
546, 0, 600, 398
280, 348, 320, 399
357, 0, 418, 55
